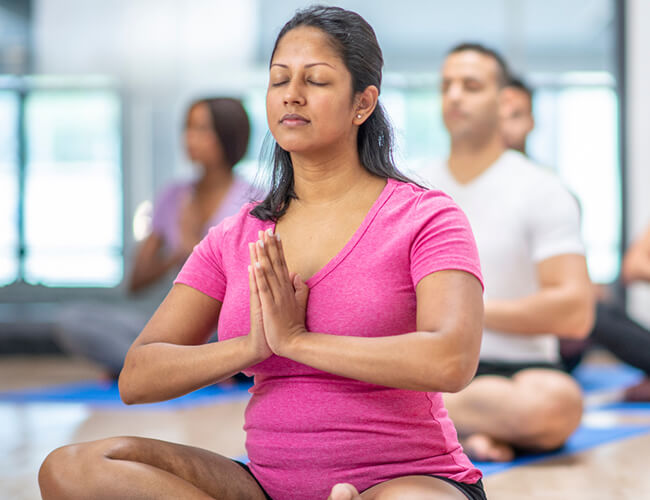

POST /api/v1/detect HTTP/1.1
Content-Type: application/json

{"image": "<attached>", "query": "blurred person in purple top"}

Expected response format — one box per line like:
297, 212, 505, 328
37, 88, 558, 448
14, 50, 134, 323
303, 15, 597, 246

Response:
53, 97, 257, 376
40, 6, 487, 500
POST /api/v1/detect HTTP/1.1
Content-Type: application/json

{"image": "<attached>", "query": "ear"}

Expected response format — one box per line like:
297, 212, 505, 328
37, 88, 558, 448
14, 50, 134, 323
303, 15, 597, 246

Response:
353, 85, 379, 125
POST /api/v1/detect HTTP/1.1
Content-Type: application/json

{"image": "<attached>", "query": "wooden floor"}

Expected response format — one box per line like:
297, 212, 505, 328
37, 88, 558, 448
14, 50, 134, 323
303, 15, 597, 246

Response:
2, 355, 650, 500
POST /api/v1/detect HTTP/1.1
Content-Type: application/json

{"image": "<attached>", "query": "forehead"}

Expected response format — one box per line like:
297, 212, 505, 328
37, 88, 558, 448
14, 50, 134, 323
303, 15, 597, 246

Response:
442, 50, 500, 83
272, 26, 342, 65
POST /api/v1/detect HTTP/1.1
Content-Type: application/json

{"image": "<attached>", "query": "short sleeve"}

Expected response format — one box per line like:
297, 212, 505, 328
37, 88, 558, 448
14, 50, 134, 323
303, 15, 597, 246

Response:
174, 221, 227, 302
527, 179, 584, 263
410, 190, 484, 289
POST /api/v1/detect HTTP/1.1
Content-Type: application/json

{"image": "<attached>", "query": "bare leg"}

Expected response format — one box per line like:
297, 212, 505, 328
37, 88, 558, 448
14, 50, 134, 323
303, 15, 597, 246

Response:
328, 476, 469, 500
39, 436, 268, 500
444, 369, 583, 461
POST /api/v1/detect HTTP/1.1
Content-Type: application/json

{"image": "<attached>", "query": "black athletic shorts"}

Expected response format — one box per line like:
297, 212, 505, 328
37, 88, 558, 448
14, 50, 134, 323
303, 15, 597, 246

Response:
234, 461, 487, 499
476, 360, 563, 378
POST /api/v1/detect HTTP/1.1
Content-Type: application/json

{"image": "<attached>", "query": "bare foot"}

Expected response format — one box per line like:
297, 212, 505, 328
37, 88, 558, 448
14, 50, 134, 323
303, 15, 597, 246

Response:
462, 433, 515, 462
624, 378, 650, 402
328, 483, 362, 500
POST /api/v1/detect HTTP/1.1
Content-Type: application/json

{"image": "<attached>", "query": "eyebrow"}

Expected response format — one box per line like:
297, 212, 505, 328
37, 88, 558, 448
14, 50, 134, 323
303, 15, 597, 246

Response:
270, 62, 335, 69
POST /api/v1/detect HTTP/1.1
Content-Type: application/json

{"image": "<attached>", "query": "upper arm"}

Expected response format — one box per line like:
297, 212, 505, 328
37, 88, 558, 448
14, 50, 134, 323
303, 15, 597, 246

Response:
536, 253, 592, 292
132, 283, 222, 348
416, 269, 484, 386
416, 269, 483, 337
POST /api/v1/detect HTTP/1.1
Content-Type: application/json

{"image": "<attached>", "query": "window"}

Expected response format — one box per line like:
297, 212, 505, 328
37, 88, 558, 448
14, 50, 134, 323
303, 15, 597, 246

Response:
1, 84, 123, 288
0, 91, 19, 286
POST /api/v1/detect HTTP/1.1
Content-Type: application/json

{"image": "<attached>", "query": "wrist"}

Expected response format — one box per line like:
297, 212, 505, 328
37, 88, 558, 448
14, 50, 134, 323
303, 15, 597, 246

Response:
276, 327, 309, 359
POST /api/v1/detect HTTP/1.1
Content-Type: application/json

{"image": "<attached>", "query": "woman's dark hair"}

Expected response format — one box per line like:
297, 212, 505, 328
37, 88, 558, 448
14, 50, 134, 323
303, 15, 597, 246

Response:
187, 97, 250, 168
251, 5, 416, 221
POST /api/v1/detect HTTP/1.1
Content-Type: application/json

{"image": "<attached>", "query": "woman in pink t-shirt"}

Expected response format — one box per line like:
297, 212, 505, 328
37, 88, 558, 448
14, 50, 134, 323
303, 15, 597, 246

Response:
39, 6, 486, 500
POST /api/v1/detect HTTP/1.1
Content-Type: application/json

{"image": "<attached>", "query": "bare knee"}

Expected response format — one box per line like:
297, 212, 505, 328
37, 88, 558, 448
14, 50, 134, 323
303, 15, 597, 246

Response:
39, 443, 84, 499
511, 371, 583, 449
39, 437, 136, 499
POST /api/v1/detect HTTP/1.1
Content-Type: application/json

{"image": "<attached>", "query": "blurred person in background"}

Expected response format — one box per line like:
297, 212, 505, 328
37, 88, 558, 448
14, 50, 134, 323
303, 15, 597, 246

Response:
53, 97, 257, 379
425, 43, 595, 462
501, 77, 650, 402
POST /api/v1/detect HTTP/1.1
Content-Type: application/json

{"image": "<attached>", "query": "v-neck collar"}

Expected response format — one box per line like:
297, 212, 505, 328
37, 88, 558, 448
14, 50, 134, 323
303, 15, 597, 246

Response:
267, 178, 397, 289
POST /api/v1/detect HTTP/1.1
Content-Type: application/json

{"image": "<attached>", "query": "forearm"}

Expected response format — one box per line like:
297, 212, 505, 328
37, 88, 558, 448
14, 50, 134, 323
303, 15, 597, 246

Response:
485, 287, 594, 339
128, 254, 182, 293
622, 253, 650, 284
280, 330, 477, 393
119, 335, 261, 404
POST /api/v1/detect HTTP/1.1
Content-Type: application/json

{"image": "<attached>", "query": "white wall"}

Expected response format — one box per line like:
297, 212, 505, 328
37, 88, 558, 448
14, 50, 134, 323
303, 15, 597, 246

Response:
625, 0, 650, 326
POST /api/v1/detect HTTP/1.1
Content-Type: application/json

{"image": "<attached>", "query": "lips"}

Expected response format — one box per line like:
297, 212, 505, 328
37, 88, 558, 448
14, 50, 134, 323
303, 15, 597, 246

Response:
280, 113, 310, 125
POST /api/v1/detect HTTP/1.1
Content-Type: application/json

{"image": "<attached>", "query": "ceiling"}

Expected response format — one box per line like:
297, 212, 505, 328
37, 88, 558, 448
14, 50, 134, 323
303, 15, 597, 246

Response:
257, 0, 616, 74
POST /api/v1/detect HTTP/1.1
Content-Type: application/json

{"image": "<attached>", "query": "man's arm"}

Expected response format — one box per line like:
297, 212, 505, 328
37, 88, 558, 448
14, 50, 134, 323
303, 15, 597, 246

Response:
622, 226, 650, 285
484, 253, 595, 339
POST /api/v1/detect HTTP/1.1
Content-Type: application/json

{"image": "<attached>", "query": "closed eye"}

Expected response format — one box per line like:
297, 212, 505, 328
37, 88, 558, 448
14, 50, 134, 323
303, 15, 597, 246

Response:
271, 81, 289, 87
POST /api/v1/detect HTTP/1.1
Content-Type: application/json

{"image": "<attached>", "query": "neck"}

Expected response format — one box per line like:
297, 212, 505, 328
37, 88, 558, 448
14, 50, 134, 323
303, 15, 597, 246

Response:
290, 147, 377, 207
448, 132, 506, 184
196, 163, 233, 193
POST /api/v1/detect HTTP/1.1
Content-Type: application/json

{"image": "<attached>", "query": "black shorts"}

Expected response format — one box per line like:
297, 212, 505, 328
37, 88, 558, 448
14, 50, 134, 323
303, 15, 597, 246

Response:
476, 360, 563, 378
234, 461, 487, 499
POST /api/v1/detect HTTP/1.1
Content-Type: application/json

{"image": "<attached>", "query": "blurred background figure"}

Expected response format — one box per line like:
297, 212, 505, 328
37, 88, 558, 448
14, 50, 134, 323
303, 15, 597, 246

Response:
499, 78, 535, 155
53, 97, 257, 377
500, 77, 650, 402
428, 43, 594, 462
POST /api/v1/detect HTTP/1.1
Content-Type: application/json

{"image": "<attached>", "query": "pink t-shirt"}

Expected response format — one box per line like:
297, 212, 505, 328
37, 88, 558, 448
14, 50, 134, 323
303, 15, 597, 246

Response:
175, 178, 483, 499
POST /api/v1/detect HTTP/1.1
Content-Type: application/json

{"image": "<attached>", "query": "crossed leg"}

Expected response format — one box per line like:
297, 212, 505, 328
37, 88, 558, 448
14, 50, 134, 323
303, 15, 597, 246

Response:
39, 436, 268, 500
443, 368, 583, 462
329, 476, 471, 500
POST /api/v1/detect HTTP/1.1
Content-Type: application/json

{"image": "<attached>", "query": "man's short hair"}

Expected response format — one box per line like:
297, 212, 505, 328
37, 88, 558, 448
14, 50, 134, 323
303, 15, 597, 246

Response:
447, 42, 511, 87
507, 76, 534, 100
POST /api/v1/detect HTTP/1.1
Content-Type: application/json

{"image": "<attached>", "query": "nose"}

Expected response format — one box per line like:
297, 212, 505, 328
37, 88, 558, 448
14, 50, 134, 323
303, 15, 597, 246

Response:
445, 82, 463, 102
284, 79, 306, 106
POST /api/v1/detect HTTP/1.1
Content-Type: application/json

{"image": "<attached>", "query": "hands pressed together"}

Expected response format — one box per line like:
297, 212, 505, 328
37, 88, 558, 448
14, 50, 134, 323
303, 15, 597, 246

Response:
247, 228, 310, 361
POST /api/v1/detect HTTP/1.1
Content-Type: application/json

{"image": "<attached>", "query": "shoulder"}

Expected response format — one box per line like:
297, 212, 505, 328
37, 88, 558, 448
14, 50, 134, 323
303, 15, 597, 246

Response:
387, 179, 466, 229
502, 151, 570, 192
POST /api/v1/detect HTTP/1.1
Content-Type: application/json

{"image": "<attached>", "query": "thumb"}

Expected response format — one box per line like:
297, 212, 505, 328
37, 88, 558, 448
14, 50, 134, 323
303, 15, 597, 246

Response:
293, 274, 309, 306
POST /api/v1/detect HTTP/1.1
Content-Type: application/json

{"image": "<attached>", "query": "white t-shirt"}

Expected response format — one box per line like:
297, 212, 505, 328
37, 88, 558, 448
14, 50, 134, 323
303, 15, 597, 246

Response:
423, 150, 584, 363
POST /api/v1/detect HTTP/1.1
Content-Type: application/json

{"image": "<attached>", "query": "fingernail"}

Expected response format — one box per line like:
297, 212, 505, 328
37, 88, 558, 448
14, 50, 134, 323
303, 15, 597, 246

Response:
276, 232, 281, 241
248, 265, 252, 273
257, 239, 264, 248
255, 262, 261, 269
267, 228, 274, 236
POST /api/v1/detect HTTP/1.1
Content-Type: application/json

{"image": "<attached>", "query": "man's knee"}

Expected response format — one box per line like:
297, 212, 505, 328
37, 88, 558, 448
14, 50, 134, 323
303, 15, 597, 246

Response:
513, 371, 583, 449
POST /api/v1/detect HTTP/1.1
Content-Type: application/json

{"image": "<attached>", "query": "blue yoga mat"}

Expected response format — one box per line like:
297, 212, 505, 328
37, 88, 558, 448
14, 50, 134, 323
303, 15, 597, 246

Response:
474, 424, 650, 476
573, 363, 643, 393
0, 380, 253, 409
0, 363, 643, 409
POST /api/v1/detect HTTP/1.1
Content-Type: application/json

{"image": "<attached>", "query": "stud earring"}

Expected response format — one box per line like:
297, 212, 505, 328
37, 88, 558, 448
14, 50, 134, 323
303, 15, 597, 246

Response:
356, 114, 362, 119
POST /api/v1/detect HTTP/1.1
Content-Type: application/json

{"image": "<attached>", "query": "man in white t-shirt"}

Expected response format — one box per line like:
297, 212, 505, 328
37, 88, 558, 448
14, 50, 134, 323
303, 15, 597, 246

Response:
427, 43, 595, 461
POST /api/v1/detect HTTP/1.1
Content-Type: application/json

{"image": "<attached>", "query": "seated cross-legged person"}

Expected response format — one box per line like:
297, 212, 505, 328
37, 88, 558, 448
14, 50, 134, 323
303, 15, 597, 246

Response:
38, 8, 488, 500
502, 77, 650, 403
426, 43, 595, 462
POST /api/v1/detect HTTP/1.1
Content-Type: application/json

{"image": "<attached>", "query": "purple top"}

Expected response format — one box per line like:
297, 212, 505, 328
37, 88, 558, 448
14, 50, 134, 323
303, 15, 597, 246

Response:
151, 175, 256, 253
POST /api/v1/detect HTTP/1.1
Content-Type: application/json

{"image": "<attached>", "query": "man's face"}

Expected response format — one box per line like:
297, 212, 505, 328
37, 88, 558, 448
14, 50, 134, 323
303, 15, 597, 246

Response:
500, 87, 534, 153
440, 50, 502, 143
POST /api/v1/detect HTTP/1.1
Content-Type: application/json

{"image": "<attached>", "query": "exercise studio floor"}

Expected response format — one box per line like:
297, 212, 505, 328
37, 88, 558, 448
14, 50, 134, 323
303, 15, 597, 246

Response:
2, 354, 649, 500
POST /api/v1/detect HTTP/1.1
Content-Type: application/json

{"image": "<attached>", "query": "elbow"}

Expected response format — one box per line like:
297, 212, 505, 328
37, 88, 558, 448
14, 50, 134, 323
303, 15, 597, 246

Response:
118, 372, 137, 405
118, 354, 144, 405
559, 291, 596, 340
439, 357, 477, 393
426, 333, 481, 393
